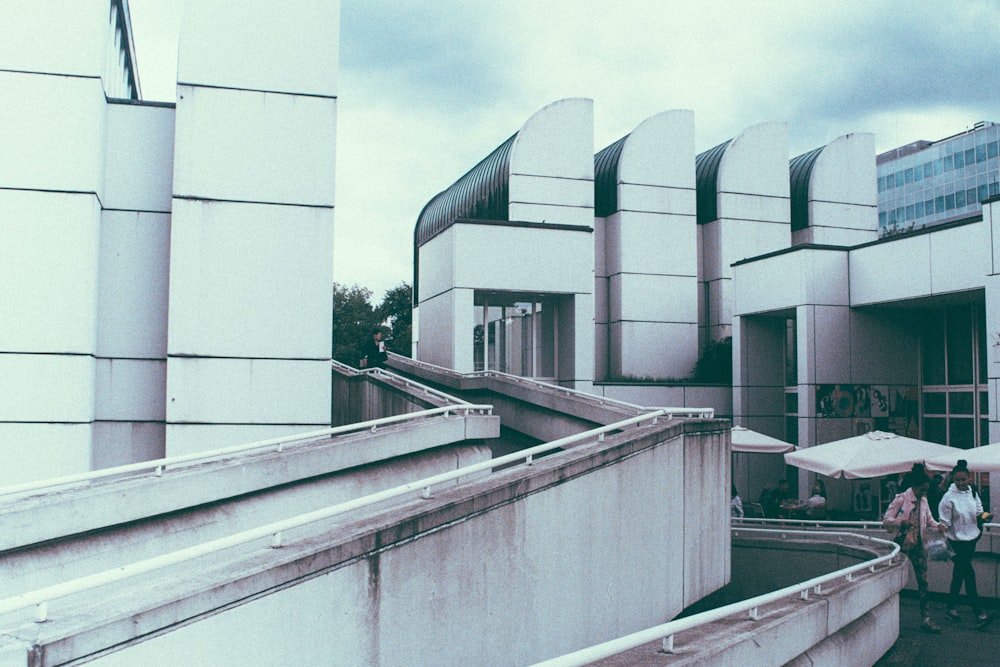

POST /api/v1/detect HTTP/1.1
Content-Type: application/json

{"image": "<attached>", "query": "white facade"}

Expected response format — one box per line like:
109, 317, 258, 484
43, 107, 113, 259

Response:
0, 1, 338, 484
415, 102, 999, 507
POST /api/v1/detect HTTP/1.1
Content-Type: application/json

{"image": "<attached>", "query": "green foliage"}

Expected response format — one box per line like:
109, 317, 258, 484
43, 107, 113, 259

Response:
331, 282, 413, 365
376, 283, 412, 357
692, 337, 732, 383
332, 283, 377, 365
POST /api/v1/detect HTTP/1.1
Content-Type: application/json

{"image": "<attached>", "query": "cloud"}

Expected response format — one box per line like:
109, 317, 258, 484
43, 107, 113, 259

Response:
131, 0, 1000, 299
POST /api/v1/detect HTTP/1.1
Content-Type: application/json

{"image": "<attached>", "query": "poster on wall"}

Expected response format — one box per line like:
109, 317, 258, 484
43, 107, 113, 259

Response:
816, 384, 857, 418
888, 386, 919, 437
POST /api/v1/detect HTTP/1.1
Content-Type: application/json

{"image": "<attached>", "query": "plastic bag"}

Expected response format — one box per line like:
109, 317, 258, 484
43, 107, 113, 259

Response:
925, 536, 952, 561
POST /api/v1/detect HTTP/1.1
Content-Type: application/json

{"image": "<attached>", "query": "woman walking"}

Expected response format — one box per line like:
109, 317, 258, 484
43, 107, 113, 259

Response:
884, 463, 947, 633
939, 459, 989, 626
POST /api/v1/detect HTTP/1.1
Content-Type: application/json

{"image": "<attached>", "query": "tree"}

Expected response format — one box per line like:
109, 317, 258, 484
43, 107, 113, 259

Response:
332, 283, 377, 365
376, 283, 412, 356
331, 282, 413, 366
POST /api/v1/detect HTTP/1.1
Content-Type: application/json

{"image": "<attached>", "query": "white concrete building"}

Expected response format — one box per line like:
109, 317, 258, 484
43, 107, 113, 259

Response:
414, 102, 999, 509
0, 0, 338, 485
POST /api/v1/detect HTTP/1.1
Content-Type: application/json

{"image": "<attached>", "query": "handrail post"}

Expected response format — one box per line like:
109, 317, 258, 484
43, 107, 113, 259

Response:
35, 601, 48, 623
662, 635, 674, 653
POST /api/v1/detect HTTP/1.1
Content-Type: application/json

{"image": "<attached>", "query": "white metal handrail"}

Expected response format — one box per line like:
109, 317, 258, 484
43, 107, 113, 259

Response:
732, 516, 887, 530
531, 528, 900, 667
0, 409, 673, 621
471, 369, 716, 419
0, 405, 494, 499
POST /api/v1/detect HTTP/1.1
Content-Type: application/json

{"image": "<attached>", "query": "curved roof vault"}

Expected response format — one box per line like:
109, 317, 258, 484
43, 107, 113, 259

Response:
789, 146, 824, 232
695, 139, 732, 224
593, 135, 628, 217
414, 133, 516, 248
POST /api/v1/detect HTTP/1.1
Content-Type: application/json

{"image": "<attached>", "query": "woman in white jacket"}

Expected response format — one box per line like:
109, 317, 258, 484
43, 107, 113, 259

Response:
938, 459, 987, 625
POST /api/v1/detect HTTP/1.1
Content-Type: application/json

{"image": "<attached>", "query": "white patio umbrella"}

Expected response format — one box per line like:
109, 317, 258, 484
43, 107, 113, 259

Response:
925, 442, 1000, 474
730, 426, 796, 453
783, 430, 954, 479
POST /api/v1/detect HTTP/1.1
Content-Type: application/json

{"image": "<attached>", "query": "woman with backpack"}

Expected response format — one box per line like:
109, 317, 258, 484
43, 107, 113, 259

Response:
938, 459, 990, 627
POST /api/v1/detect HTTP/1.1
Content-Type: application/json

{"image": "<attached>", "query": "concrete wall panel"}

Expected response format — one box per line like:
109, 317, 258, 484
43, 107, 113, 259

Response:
413, 291, 456, 369
172, 86, 336, 206
510, 97, 593, 180
417, 229, 455, 302
929, 223, 991, 294
0, 355, 95, 422
0, 424, 93, 487
97, 211, 170, 359
507, 203, 594, 227
618, 109, 696, 188
0, 72, 105, 194
0, 0, 105, 77
94, 358, 166, 421
177, 1, 339, 97
850, 234, 933, 305
103, 102, 175, 212
810, 133, 878, 209
509, 174, 593, 210
91, 422, 165, 469
0, 191, 100, 353
810, 305, 853, 385
610, 274, 698, 323
617, 184, 697, 216
165, 358, 331, 426
453, 225, 593, 294
610, 321, 699, 379
605, 212, 697, 277
167, 199, 333, 358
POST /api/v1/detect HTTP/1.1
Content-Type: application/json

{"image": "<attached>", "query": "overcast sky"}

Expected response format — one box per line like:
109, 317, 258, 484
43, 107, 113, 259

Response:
127, 0, 1000, 300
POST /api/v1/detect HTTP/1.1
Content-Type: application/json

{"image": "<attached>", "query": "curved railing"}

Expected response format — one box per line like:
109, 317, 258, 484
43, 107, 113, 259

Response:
0, 405, 493, 499
531, 527, 901, 667
0, 409, 673, 622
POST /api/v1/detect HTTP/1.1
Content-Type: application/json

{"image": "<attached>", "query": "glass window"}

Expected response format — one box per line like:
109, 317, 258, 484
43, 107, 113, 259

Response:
954, 151, 965, 169
979, 184, 988, 202
923, 392, 947, 414
916, 201, 925, 217
886, 175, 894, 190
878, 176, 885, 192
906, 204, 915, 220
914, 167, 924, 182
950, 418, 975, 449
905, 167, 914, 183
935, 196, 945, 213
879, 211, 886, 227
945, 193, 955, 210
944, 155, 953, 171
967, 187, 978, 205
947, 304, 974, 385
896, 171, 904, 187
923, 316, 945, 385
956, 189, 966, 208
897, 207, 905, 222
926, 198, 935, 215
983, 419, 990, 450
989, 141, 998, 159
924, 162, 933, 178
990, 181, 999, 197
981, 391, 990, 414
949, 392, 974, 414
977, 144, 986, 162
934, 159, 943, 175
888, 210, 896, 225
924, 417, 947, 445
966, 148, 975, 165
785, 391, 798, 412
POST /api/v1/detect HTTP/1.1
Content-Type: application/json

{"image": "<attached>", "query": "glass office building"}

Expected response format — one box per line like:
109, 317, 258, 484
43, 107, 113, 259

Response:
877, 121, 1000, 234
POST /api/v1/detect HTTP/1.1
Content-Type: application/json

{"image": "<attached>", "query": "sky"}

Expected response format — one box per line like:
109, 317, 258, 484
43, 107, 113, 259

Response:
126, 0, 1000, 301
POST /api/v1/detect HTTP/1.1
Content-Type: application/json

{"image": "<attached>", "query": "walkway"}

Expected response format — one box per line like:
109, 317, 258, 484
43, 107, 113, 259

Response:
877, 592, 1000, 666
